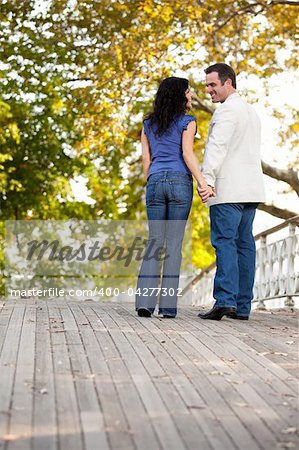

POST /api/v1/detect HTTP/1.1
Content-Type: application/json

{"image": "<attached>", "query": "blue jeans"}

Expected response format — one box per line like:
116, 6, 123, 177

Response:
210, 203, 258, 317
210, 203, 258, 316
136, 171, 193, 316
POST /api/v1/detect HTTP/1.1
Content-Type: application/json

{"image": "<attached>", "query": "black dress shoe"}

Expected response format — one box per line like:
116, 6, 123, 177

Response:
198, 306, 236, 320
162, 315, 176, 318
137, 308, 152, 317
226, 312, 249, 320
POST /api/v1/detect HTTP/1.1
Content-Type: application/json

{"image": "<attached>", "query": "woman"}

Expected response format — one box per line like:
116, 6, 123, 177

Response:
136, 77, 213, 318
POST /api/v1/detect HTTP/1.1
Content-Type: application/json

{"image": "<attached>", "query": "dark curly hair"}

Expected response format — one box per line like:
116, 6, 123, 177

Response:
145, 77, 189, 135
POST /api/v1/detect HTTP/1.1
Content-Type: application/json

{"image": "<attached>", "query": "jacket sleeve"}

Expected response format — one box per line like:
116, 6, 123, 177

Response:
202, 104, 237, 187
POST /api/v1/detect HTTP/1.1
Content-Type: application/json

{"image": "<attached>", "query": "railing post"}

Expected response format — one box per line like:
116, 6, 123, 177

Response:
257, 235, 267, 309
284, 296, 295, 308
284, 223, 296, 309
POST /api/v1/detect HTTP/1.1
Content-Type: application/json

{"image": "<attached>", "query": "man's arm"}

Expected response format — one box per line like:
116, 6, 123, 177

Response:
202, 105, 237, 187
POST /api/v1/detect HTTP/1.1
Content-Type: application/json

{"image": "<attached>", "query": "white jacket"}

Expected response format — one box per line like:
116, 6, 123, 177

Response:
202, 93, 266, 206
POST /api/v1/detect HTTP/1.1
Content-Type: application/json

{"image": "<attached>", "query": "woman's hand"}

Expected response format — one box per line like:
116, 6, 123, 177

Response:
197, 181, 216, 203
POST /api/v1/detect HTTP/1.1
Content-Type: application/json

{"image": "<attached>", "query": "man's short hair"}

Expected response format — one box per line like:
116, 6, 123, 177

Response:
205, 63, 237, 89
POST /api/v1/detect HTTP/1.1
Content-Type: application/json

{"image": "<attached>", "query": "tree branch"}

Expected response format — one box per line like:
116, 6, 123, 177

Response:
192, 93, 215, 115
258, 203, 298, 219
199, 0, 299, 33
261, 161, 299, 195
271, 0, 299, 5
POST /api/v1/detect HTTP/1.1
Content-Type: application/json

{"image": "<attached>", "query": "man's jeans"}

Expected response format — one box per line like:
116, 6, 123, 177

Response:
136, 171, 193, 316
210, 203, 258, 317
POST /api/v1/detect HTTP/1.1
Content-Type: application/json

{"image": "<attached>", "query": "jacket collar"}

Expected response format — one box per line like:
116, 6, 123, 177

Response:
224, 92, 240, 103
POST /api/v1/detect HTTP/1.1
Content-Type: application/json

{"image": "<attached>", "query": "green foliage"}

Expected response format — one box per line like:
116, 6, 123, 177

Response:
0, 0, 298, 283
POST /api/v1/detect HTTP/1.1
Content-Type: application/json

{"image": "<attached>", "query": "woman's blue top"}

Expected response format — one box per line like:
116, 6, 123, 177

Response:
143, 114, 197, 177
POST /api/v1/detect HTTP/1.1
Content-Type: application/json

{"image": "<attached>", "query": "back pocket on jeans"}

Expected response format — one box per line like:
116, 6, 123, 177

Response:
172, 182, 193, 203
146, 182, 158, 205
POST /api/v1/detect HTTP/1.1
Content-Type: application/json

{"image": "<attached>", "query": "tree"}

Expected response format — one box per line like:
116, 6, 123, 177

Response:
0, 0, 298, 271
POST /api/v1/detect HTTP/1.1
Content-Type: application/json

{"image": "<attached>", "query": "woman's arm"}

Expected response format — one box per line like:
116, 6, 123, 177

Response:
182, 121, 214, 200
141, 127, 151, 179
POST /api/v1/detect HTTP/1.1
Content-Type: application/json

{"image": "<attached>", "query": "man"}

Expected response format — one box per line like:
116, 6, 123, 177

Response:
198, 63, 265, 320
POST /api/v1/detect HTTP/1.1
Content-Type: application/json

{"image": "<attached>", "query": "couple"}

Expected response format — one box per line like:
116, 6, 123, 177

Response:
135, 63, 265, 320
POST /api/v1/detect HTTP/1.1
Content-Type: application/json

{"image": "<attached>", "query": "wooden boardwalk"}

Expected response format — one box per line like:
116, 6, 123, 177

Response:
0, 299, 298, 450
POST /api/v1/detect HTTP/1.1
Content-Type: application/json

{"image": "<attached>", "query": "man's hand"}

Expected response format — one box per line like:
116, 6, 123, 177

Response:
197, 184, 216, 203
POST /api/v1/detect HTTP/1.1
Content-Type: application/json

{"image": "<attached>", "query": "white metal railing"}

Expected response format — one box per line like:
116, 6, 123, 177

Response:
181, 215, 299, 309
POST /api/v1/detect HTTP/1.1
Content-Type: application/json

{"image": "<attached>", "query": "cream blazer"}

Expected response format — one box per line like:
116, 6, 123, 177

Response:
202, 93, 266, 206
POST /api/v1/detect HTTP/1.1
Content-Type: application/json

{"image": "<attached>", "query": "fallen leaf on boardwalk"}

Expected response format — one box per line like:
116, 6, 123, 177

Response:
274, 352, 288, 356
221, 357, 239, 364
210, 370, 224, 376
259, 351, 272, 355
3, 435, 16, 441
285, 341, 295, 345
160, 340, 166, 344
227, 379, 242, 385
281, 427, 298, 435
187, 405, 206, 410
39, 388, 48, 394
278, 443, 296, 449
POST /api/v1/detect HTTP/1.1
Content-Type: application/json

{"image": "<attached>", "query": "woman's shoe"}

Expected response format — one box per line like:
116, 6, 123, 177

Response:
137, 308, 152, 317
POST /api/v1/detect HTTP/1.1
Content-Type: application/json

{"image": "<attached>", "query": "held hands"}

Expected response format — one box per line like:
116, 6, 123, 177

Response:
197, 181, 216, 203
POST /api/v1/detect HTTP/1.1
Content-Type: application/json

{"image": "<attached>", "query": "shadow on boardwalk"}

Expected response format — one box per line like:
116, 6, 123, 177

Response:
0, 299, 298, 450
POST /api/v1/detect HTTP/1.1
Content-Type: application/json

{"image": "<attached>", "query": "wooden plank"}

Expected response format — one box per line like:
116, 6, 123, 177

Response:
63, 303, 110, 450
127, 305, 290, 450
0, 302, 13, 356
1, 299, 298, 450
221, 314, 299, 377
32, 303, 57, 450
90, 304, 187, 450
175, 324, 286, 444
179, 308, 298, 395
83, 303, 162, 450
138, 308, 268, 450
0, 304, 25, 450
173, 308, 299, 447
106, 307, 206, 449
48, 302, 84, 450
124, 306, 237, 450
119, 304, 242, 450
76, 304, 136, 450
178, 310, 298, 419
110, 306, 217, 450
6, 305, 36, 450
